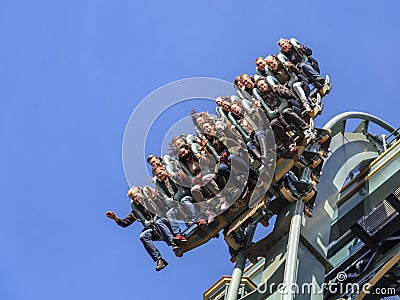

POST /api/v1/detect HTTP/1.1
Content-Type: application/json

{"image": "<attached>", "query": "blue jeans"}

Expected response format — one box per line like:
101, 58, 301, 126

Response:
246, 140, 257, 152
218, 154, 253, 181
154, 218, 174, 245
166, 196, 199, 235
139, 218, 173, 262
300, 62, 321, 83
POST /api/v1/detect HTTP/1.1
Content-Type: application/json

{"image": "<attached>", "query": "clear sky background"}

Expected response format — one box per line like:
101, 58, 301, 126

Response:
1, 1, 399, 299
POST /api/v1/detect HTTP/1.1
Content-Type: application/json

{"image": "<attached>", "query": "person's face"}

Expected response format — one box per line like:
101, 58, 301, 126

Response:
175, 138, 186, 148
202, 122, 215, 136
129, 190, 144, 204
279, 41, 291, 52
266, 57, 279, 70
149, 157, 162, 167
178, 147, 190, 159
215, 97, 223, 107
231, 104, 242, 116
132, 192, 144, 204
241, 76, 254, 89
257, 80, 269, 93
196, 116, 205, 128
222, 101, 231, 112
235, 79, 243, 89
155, 167, 168, 181
256, 58, 266, 71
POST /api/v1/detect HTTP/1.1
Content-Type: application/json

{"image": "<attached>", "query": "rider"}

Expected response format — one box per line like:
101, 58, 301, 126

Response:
265, 54, 312, 115
277, 38, 325, 87
153, 165, 206, 241
105, 187, 176, 271
254, 77, 312, 151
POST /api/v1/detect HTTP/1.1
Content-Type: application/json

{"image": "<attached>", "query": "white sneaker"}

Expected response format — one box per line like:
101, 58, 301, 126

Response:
304, 130, 312, 139
220, 201, 228, 211
207, 213, 215, 223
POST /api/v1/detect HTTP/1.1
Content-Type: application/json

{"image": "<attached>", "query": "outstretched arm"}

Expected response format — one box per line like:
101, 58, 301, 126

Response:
106, 210, 137, 228
106, 211, 118, 221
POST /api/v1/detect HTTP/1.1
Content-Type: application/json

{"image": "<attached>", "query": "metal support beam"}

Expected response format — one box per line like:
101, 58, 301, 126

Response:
282, 200, 304, 300
226, 221, 259, 300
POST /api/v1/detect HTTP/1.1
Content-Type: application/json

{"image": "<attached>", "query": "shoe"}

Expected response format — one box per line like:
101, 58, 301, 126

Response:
302, 103, 312, 116
230, 250, 239, 263
289, 142, 297, 153
172, 235, 187, 245
197, 219, 207, 226
303, 204, 313, 218
171, 242, 179, 251
316, 77, 325, 85
207, 213, 215, 224
156, 258, 168, 271
220, 200, 229, 211
303, 130, 312, 139
171, 242, 183, 257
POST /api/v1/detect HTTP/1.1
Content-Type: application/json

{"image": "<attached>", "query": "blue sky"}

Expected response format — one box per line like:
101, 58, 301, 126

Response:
1, 1, 399, 299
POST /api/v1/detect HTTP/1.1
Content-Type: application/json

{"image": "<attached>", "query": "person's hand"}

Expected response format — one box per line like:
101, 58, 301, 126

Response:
106, 211, 118, 221
143, 220, 154, 228
295, 44, 301, 50
284, 61, 291, 67
144, 220, 152, 229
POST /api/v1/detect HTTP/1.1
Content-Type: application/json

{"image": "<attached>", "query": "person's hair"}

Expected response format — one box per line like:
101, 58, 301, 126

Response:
240, 73, 249, 80
265, 55, 277, 62
127, 186, 141, 198
255, 56, 264, 63
231, 101, 243, 109
255, 77, 267, 84
147, 154, 158, 163
233, 76, 241, 86
277, 38, 290, 47
178, 144, 194, 160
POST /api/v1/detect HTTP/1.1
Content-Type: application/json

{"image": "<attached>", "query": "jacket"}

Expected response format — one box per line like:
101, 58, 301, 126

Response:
155, 177, 190, 203
282, 44, 312, 66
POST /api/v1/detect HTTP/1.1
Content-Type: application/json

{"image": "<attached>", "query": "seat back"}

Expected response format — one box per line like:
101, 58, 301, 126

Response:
289, 37, 308, 65
252, 88, 277, 120
277, 53, 299, 89
266, 76, 289, 114
227, 112, 252, 143
216, 106, 229, 122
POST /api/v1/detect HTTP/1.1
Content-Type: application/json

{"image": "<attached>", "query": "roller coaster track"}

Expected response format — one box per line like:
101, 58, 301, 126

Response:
221, 112, 400, 300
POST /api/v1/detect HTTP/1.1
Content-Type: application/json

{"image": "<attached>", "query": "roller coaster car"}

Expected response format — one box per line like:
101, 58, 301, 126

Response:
174, 92, 332, 257
175, 130, 327, 255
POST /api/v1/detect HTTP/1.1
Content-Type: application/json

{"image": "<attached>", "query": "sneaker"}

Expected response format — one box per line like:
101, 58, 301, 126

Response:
220, 200, 229, 211
289, 142, 297, 153
303, 130, 312, 139
156, 258, 168, 271
316, 77, 325, 85
207, 213, 215, 224
230, 250, 239, 263
171, 242, 180, 251
171, 242, 183, 257
303, 103, 312, 116
197, 218, 207, 226
303, 204, 313, 218
172, 235, 187, 244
